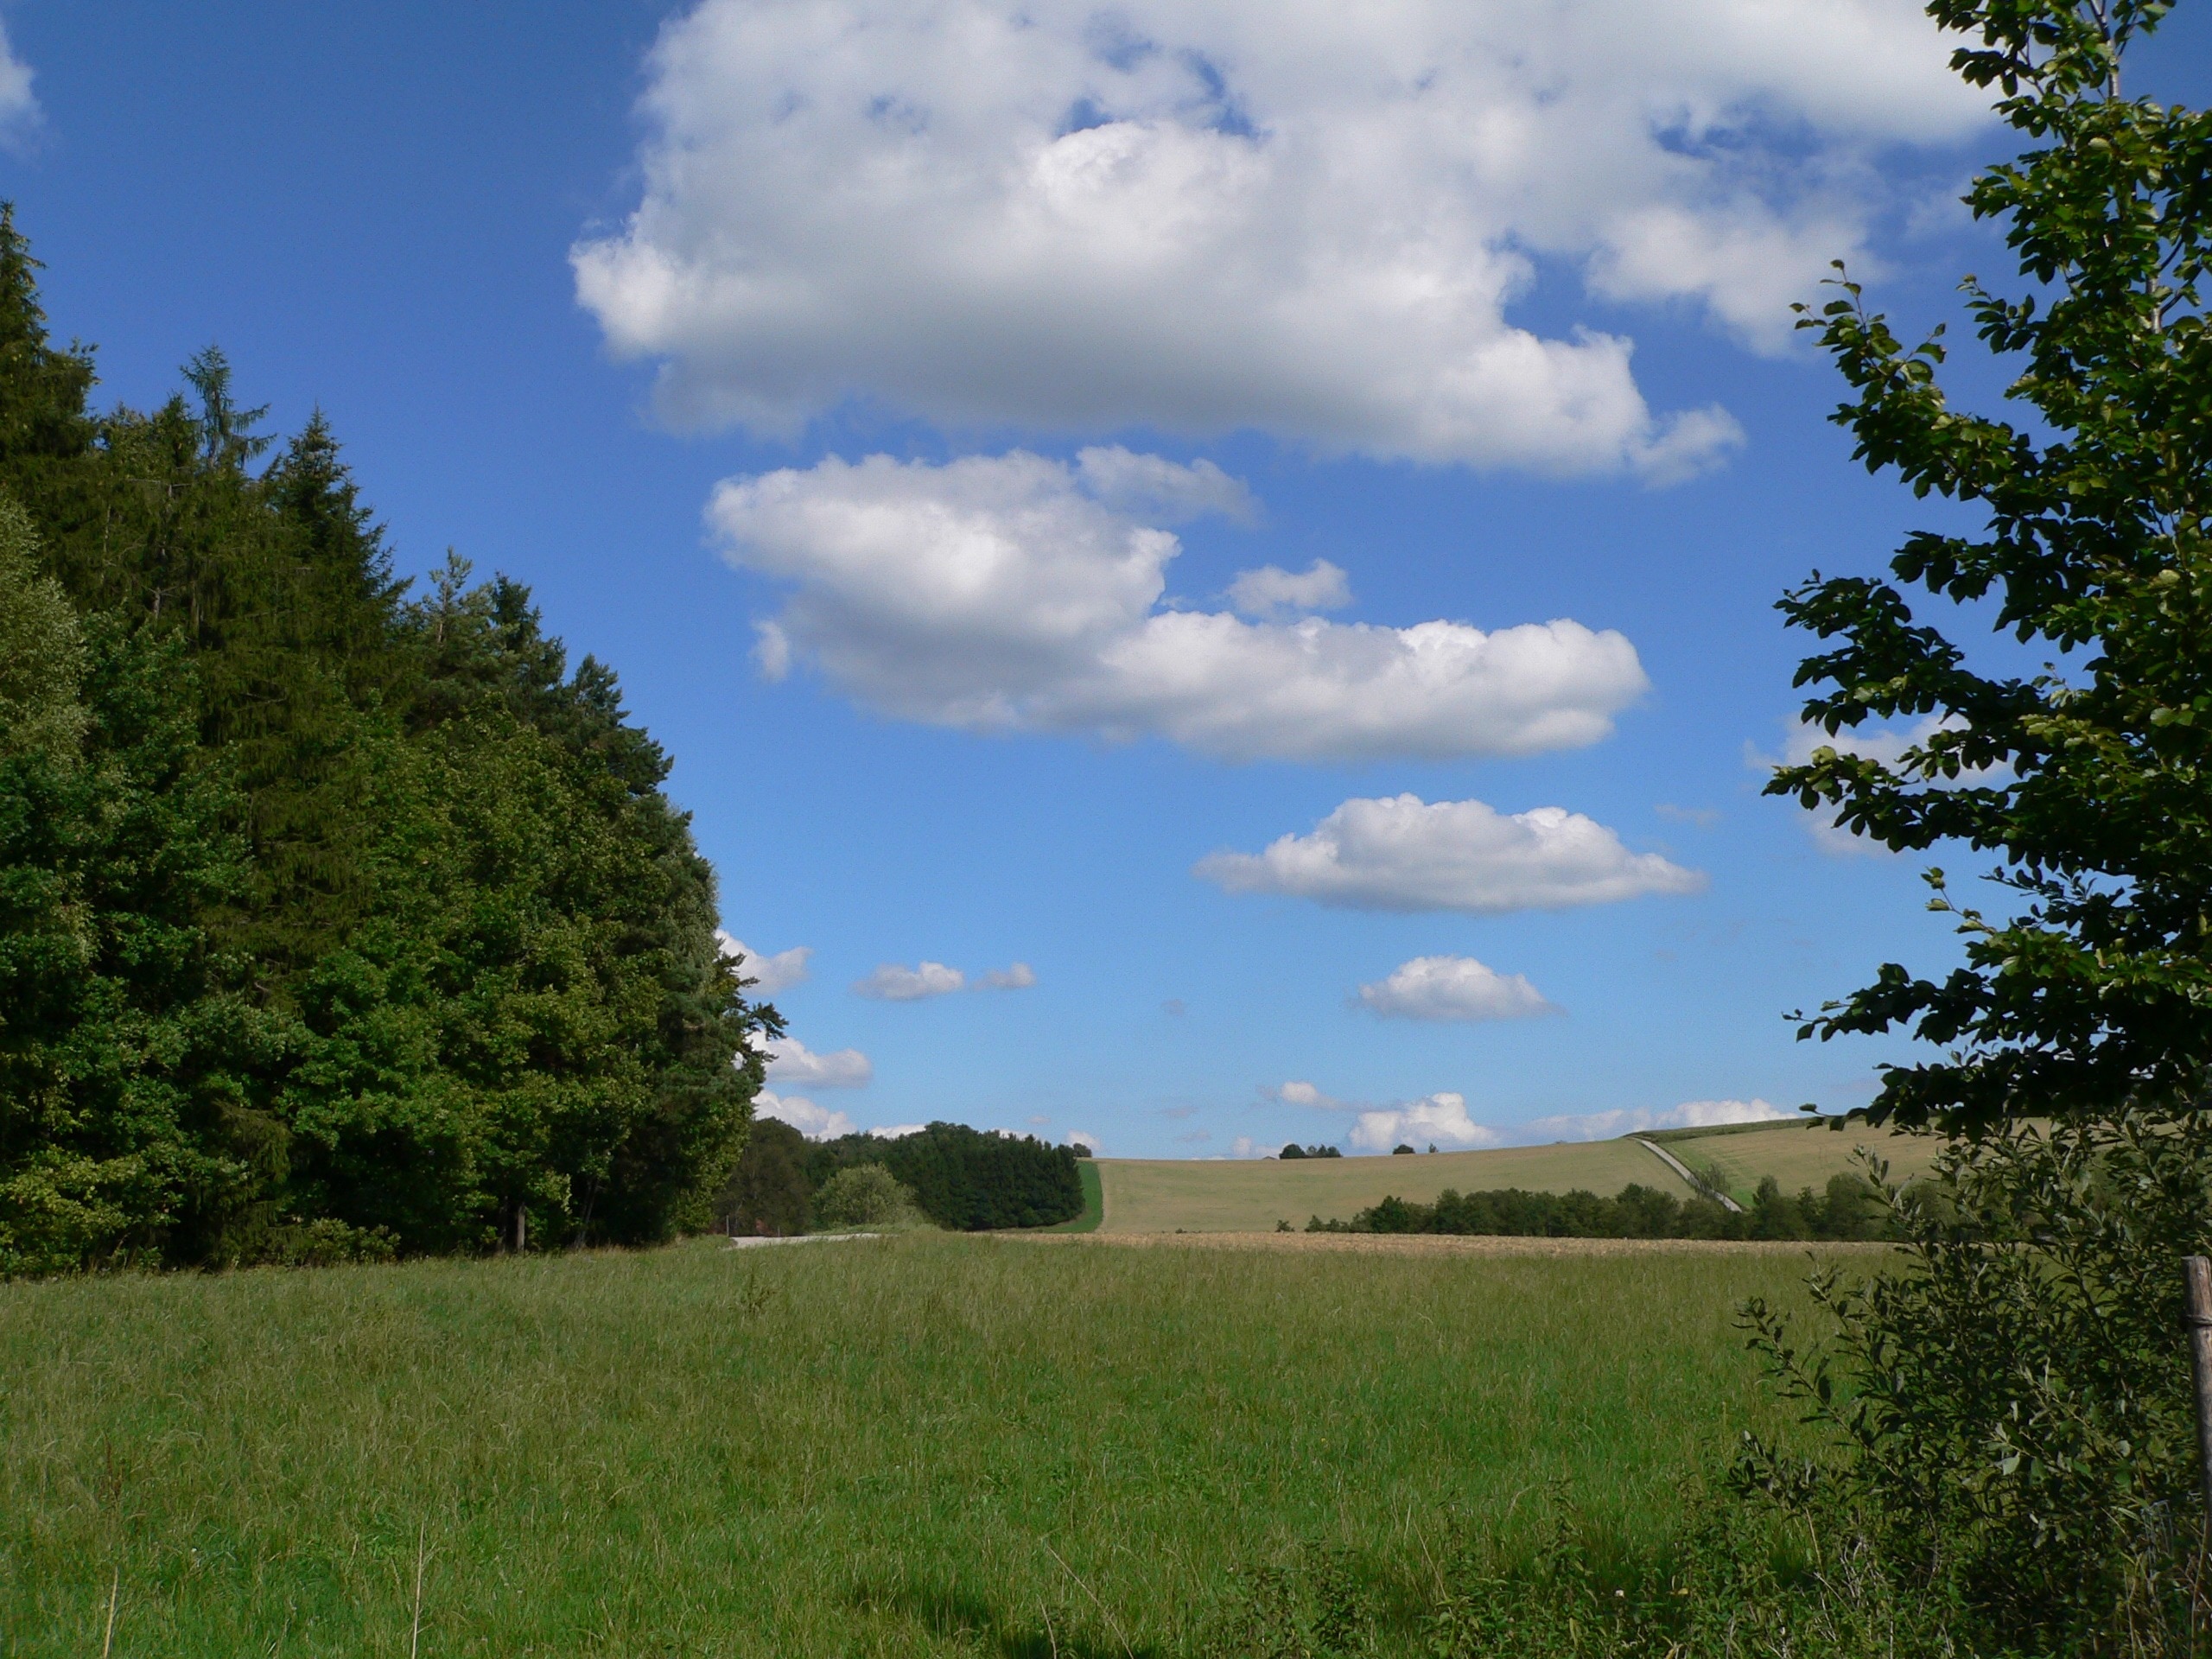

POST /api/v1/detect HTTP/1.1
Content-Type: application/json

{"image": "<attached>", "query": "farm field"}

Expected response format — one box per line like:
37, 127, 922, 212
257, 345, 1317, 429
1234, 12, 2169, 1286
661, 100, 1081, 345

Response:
1666, 1120, 1944, 1205
0, 1231, 1849, 1656
1094, 1119, 1942, 1232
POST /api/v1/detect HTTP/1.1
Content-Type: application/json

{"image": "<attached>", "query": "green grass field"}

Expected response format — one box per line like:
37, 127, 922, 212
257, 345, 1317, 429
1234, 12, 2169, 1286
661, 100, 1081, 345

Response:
1094, 1121, 1942, 1232
0, 1233, 1849, 1656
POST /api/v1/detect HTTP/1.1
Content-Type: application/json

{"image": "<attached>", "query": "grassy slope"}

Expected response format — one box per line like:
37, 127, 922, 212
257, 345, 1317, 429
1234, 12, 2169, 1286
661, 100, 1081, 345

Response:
1097, 1141, 1679, 1234
1096, 1122, 1944, 1232
0, 1235, 1837, 1656
1678, 1122, 1942, 1205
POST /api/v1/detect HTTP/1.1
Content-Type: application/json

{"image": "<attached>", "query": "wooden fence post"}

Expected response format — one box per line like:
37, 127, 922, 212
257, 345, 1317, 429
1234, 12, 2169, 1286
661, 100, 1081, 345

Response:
2185, 1256, 2212, 1542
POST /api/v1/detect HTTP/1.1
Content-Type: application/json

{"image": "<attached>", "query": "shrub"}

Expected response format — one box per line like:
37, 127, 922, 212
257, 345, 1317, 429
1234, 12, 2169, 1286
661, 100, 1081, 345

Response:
809, 1164, 925, 1231
1741, 1112, 2212, 1654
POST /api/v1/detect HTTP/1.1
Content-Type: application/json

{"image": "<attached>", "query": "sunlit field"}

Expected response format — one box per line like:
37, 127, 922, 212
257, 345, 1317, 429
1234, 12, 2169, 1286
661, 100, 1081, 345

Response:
1095, 1120, 1943, 1232
0, 1232, 1866, 1656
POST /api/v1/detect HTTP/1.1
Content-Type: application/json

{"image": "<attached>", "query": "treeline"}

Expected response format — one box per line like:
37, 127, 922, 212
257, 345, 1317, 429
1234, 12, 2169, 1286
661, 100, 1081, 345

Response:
0, 212, 775, 1273
722, 1119, 1084, 1233
1308, 1173, 1888, 1242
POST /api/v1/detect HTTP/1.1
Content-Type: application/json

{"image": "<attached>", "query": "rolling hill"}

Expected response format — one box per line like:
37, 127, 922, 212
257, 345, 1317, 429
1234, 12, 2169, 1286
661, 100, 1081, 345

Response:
1093, 1118, 1942, 1233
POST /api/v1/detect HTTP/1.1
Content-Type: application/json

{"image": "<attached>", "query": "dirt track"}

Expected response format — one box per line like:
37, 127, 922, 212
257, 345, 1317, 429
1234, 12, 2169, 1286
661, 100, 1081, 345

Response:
1011, 1230, 1890, 1259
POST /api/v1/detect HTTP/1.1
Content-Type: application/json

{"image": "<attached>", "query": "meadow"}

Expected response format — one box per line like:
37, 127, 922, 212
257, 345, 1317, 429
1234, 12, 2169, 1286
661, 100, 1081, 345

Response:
0, 1232, 1857, 1656
1094, 1120, 1942, 1232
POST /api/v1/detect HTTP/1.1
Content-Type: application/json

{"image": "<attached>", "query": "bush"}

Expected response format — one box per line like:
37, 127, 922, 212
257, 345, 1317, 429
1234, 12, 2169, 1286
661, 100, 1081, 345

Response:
809, 1164, 925, 1231
1741, 1112, 2212, 1654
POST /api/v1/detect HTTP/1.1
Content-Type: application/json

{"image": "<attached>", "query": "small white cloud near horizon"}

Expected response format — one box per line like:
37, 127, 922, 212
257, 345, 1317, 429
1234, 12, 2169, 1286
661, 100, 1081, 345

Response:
764, 1034, 874, 1090
1349, 1093, 1504, 1154
717, 931, 812, 993
711, 450, 1648, 764
1198, 793, 1705, 913
1066, 1130, 1103, 1152
1357, 955, 1555, 1022
574, 0, 1986, 476
1256, 1087, 1791, 1154
869, 1122, 928, 1140
976, 963, 1038, 990
1519, 1097, 1795, 1141
854, 961, 967, 1001
1227, 561, 1351, 620
755, 1089, 856, 1141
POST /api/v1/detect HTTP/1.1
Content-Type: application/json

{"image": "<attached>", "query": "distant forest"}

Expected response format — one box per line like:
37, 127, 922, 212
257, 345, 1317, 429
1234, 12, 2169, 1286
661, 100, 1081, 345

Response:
723, 1119, 1084, 1235
0, 211, 779, 1274
1308, 1174, 1889, 1242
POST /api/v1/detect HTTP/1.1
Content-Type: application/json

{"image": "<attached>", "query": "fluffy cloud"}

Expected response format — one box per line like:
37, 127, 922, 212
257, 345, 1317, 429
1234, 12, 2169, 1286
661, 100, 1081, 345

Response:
576, 0, 1983, 474
853, 960, 968, 1001
713, 451, 1646, 761
717, 931, 813, 993
1349, 1093, 1503, 1153
1066, 1130, 1103, 1152
869, 1122, 927, 1139
1357, 955, 1555, 1022
764, 1034, 874, 1089
1268, 1085, 1789, 1151
1198, 793, 1704, 912
1227, 561, 1349, 620
850, 957, 1036, 998
756, 1090, 856, 1140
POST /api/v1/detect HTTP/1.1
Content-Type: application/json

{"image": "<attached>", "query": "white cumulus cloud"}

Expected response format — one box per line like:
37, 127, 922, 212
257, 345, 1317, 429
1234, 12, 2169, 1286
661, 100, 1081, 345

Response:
756, 1090, 856, 1140
1349, 1092, 1504, 1153
764, 1034, 874, 1089
869, 1122, 928, 1139
711, 451, 1647, 762
717, 931, 813, 992
1227, 561, 1350, 620
1066, 1130, 1103, 1152
1357, 955, 1555, 1022
854, 960, 968, 1001
1197, 793, 1704, 912
976, 962, 1038, 989
575, 0, 1983, 474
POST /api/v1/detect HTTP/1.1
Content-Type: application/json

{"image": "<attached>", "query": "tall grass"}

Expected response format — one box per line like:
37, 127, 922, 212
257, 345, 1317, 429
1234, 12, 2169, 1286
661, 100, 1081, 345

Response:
0, 1235, 1833, 1655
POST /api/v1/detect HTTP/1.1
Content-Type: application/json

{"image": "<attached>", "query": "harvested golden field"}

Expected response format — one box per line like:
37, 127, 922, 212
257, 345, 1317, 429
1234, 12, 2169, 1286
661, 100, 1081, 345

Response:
1095, 1120, 1942, 1232
1668, 1120, 1945, 1205
1096, 1140, 1682, 1232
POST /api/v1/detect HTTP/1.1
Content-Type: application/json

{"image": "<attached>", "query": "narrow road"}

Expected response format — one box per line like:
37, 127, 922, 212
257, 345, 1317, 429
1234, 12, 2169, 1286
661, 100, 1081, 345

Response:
1634, 1139, 1743, 1213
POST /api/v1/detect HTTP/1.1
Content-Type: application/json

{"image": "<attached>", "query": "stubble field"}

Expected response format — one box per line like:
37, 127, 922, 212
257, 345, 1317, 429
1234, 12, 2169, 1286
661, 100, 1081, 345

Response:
0, 1231, 1862, 1656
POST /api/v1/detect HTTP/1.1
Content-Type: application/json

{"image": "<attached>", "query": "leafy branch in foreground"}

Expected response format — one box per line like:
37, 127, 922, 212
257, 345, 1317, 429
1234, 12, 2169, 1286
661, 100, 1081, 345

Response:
1770, 0, 2212, 1132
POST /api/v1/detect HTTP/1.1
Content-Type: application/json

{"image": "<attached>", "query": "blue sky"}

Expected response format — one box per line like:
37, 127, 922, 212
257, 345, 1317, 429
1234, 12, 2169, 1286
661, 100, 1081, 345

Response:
10, 2, 2209, 1156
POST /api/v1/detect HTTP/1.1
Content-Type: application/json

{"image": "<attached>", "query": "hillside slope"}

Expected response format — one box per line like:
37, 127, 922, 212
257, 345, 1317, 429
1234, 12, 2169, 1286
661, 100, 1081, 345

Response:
1096, 1121, 1941, 1233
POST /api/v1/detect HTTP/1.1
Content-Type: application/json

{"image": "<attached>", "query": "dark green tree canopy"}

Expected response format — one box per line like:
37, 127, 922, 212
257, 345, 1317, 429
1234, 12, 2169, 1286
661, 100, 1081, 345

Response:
1772, 0, 2212, 1130
0, 208, 776, 1271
